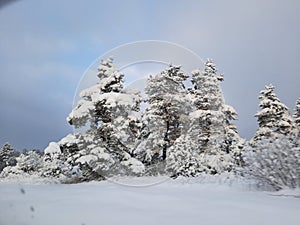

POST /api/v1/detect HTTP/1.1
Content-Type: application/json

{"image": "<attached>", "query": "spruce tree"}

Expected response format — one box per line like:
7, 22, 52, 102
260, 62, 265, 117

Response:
293, 98, 300, 134
167, 60, 241, 176
188, 59, 241, 154
188, 60, 225, 154
253, 84, 296, 141
66, 57, 144, 179
134, 65, 190, 170
0, 143, 17, 173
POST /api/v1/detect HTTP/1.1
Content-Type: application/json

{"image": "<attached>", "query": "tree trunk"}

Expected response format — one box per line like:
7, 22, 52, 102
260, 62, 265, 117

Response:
162, 120, 170, 160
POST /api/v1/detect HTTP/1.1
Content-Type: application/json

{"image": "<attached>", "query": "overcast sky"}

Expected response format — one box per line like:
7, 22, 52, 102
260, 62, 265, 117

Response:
0, 0, 299, 150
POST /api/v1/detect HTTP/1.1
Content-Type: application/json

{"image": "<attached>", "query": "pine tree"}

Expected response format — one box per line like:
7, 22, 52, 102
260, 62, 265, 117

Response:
243, 86, 300, 190
189, 59, 242, 154
0, 143, 18, 173
223, 105, 245, 167
167, 60, 241, 176
253, 84, 296, 141
134, 65, 190, 170
66, 57, 144, 179
293, 98, 300, 134
188, 59, 227, 154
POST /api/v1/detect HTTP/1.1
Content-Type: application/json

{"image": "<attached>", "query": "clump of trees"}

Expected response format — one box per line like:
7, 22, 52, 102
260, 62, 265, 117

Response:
1, 57, 299, 190
243, 85, 300, 190
0, 143, 44, 178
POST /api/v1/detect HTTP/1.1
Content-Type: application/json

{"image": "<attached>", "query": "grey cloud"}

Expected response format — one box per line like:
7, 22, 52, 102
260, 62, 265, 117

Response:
0, 0, 18, 9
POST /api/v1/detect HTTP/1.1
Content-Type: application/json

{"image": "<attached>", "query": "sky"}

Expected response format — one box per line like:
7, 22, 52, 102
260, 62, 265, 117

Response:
0, 0, 299, 151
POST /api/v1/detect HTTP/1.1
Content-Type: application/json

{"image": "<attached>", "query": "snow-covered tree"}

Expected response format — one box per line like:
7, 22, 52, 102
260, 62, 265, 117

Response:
188, 60, 227, 154
223, 105, 245, 167
134, 65, 190, 170
253, 85, 296, 141
66, 57, 144, 179
0, 143, 18, 173
1, 150, 43, 178
243, 134, 300, 190
168, 60, 241, 176
166, 135, 201, 177
293, 98, 300, 133
17, 150, 43, 174
42, 135, 101, 182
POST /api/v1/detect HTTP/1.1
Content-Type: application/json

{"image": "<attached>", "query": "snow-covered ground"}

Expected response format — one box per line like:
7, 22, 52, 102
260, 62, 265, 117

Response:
0, 176, 299, 225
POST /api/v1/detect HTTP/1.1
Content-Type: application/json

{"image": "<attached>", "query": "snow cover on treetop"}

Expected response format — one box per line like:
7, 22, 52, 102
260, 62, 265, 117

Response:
1, 57, 299, 190
253, 84, 297, 141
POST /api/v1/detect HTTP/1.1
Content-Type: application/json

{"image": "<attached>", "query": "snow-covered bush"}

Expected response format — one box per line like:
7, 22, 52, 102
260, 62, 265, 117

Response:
120, 157, 145, 176
167, 136, 236, 177
74, 144, 115, 179
36, 138, 87, 183
166, 136, 201, 177
243, 135, 300, 190
42, 156, 72, 179
197, 152, 234, 175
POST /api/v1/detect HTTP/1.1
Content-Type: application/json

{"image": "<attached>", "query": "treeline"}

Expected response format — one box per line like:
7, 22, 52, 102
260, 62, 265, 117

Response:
1, 58, 299, 190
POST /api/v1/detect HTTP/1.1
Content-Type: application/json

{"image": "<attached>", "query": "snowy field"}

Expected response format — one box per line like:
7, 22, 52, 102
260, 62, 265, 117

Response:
0, 176, 300, 225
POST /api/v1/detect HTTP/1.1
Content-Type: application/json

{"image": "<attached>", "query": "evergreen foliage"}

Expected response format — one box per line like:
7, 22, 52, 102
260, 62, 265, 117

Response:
66, 57, 144, 180
0, 143, 18, 173
293, 98, 300, 133
167, 60, 242, 176
134, 65, 190, 174
253, 84, 296, 141
1, 57, 298, 189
